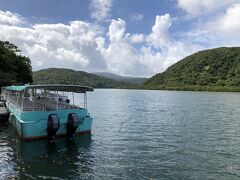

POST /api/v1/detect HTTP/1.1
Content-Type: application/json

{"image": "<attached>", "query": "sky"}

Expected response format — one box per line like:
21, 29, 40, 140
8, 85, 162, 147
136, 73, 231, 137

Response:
0, 0, 240, 77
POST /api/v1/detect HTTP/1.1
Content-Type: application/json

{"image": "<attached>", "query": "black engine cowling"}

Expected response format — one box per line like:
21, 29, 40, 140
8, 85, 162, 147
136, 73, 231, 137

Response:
47, 114, 60, 142
67, 113, 80, 138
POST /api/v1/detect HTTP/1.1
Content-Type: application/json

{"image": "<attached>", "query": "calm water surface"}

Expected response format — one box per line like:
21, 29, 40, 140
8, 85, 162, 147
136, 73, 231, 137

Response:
1, 89, 240, 179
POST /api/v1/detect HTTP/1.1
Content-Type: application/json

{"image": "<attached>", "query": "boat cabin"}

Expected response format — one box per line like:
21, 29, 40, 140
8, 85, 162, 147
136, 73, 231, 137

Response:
2, 84, 93, 112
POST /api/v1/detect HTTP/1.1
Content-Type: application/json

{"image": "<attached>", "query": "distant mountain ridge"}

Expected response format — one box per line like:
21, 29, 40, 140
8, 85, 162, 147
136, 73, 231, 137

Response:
94, 72, 148, 84
144, 47, 240, 91
33, 68, 134, 88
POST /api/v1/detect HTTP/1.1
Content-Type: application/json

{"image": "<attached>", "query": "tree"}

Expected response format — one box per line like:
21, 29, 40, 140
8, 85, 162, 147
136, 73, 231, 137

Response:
0, 40, 32, 87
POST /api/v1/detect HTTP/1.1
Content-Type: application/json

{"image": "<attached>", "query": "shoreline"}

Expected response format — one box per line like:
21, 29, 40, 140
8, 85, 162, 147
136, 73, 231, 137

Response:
94, 85, 240, 93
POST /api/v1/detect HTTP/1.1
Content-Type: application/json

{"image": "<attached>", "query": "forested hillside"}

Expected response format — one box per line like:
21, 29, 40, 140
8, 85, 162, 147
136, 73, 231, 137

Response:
144, 47, 240, 91
33, 68, 133, 88
0, 41, 32, 86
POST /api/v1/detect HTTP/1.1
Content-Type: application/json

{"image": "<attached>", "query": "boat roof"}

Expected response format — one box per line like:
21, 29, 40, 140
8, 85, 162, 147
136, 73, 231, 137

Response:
5, 84, 94, 93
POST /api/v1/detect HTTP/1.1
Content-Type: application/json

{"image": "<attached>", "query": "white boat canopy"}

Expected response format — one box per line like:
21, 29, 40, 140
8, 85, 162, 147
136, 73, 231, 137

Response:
5, 84, 94, 93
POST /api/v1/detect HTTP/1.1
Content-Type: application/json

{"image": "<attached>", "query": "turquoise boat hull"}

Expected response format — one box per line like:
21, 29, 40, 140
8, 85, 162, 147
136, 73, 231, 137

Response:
6, 102, 93, 140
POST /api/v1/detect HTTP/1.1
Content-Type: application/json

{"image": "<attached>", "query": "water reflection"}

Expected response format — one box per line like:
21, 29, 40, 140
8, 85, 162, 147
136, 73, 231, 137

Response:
0, 122, 18, 178
5, 125, 94, 179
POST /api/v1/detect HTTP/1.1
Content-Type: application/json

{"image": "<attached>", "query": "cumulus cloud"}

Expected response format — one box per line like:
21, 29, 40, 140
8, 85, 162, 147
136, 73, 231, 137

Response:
146, 14, 172, 48
177, 0, 239, 17
101, 19, 149, 76
90, 0, 112, 22
0, 9, 223, 77
181, 3, 240, 49
219, 3, 240, 35
0, 11, 107, 72
0, 5, 240, 76
101, 16, 200, 76
108, 18, 126, 42
130, 33, 145, 44
0, 10, 24, 25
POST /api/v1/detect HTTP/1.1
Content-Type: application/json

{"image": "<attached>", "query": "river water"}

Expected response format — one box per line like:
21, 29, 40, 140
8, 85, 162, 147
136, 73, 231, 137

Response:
1, 89, 240, 179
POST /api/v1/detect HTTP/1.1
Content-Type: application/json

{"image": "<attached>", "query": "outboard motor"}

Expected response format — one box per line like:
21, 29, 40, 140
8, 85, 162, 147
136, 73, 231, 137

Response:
67, 113, 80, 139
47, 114, 60, 143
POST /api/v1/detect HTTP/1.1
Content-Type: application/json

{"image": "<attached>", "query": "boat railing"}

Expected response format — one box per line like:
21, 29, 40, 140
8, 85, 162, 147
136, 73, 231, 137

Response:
35, 98, 82, 110
5, 95, 83, 112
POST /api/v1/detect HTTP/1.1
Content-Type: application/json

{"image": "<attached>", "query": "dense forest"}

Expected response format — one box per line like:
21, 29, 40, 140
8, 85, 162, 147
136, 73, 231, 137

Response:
0, 41, 32, 87
33, 68, 134, 88
144, 47, 240, 91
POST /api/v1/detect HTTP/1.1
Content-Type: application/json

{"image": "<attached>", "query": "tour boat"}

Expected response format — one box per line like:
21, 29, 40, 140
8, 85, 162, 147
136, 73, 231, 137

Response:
1, 84, 94, 141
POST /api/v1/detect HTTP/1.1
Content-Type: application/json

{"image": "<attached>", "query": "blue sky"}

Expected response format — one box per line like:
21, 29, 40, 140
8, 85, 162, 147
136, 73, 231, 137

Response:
0, 0, 240, 77
0, 0, 180, 33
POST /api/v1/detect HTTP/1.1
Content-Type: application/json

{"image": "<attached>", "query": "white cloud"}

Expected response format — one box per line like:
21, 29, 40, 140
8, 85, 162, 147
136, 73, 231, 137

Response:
3, 7, 239, 77
130, 33, 145, 44
104, 42, 141, 75
90, 0, 112, 22
219, 3, 240, 35
0, 25, 37, 45
104, 19, 143, 75
130, 13, 144, 22
102, 17, 200, 76
181, 3, 240, 49
177, 0, 239, 17
0, 10, 24, 25
139, 42, 201, 75
0, 11, 107, 72
0, 10, 203, 77
108, 18, 126, 42
146, 14, 172, 48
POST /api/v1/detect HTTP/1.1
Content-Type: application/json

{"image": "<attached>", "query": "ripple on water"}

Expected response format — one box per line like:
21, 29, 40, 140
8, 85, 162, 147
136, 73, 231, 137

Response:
1, 90, 240, 179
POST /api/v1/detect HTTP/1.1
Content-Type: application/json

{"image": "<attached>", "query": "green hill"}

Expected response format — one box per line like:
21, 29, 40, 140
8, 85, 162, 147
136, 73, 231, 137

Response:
33, 68, 133, 88
144, 47, 240, 91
